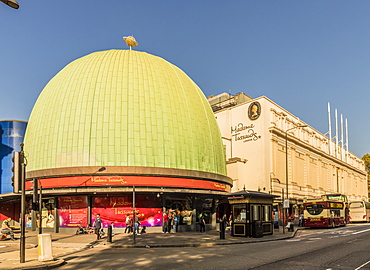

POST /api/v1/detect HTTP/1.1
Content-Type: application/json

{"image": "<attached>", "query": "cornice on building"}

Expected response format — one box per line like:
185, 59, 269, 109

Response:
269, 127, 366, 176
26, 166, 233, 186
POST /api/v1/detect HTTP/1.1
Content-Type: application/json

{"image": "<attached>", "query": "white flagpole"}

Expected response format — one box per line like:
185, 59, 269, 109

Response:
340, 114, 344, 161
328, 102, 332, 155
335, 109, 339, 158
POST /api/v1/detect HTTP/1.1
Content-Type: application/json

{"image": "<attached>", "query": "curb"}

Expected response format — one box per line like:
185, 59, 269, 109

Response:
0, 259, 64, 270
93, 231, 297, 249
0, 242, 36, 248
0, 229, 299, 269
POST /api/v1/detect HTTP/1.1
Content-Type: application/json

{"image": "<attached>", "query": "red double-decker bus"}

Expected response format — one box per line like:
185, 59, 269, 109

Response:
303, 194, 349, 228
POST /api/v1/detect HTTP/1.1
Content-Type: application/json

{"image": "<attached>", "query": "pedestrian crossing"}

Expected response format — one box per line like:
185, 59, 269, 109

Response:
285, 226, 364, 242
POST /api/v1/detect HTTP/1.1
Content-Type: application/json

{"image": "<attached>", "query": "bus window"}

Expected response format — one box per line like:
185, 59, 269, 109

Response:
306, 204, 324, 215
331, 210, 340, 217
327, 194, 348, 203
350, 202, 364, 208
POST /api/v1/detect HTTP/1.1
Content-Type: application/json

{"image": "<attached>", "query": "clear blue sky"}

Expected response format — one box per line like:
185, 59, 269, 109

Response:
1, 1, 369, 158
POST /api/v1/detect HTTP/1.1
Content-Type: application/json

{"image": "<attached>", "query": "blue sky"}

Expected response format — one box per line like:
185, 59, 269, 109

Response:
1, 1, 369, 158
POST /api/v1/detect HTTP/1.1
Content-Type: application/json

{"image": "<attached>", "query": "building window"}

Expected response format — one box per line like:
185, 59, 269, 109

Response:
296, 152, 304, 159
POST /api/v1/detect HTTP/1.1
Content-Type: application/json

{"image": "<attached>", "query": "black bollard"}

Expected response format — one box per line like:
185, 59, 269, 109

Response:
107, 225, 112, 242
219, 221, 225, 239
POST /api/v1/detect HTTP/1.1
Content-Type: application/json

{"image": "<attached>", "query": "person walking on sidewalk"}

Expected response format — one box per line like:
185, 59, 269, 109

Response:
199, 213, 206, 233
93, 214, 103, 240
162, 212, 169, 233
173, 211, 180, 233
298, 213, 304, 227
134, 216, 141, 235
167, 212, 173, 233
124, 215, 132, 233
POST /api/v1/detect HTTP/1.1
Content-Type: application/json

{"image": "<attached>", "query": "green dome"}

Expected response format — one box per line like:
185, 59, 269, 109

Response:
24, 49, 226, 176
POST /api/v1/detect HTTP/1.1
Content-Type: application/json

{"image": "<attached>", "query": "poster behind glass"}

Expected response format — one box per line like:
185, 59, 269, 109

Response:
91, 195, 162, 228
59, 196, 88, 227
36, 198, 55, 228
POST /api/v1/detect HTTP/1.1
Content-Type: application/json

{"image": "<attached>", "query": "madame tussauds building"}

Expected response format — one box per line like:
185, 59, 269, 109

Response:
21, 48, 232, 233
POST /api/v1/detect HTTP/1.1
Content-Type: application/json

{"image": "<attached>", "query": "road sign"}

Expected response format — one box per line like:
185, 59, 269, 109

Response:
283, 199, 290, 208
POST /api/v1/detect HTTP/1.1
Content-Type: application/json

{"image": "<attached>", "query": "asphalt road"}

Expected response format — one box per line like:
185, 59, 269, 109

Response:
59, 224, 370, 270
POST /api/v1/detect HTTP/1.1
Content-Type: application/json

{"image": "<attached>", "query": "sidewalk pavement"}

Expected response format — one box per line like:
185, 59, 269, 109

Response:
0, 226, 298, 270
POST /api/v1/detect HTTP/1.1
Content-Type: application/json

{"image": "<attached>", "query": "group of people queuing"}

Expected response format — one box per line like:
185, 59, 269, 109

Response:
91, 213, 146, 241
163, 210, 180, 233
124, 214, 146, 235
91, 210, 190, 239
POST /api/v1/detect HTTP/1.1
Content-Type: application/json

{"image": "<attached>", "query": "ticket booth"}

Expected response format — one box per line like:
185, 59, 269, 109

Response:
228, 190, 276, 238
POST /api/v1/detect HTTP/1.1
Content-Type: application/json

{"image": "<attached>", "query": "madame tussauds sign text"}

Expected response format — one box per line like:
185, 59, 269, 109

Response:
231, 123, 261, 142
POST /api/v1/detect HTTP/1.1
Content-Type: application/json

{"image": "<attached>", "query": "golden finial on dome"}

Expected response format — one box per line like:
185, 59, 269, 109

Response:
123, 36, 138, 50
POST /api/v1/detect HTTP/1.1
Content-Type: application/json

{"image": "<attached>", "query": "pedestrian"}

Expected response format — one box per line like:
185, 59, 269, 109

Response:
228, 214, 233, 236
1, 218, 15, 240
162, 212, 169, 233
220, 214, 227, 238
167, 212, 173, 233
299, 213, 304, 227
134, 216, 141, 235
110, 222, 115, 236
199, 213, 206, 233
93, 213, 103, 240
173, 211, 180, 233
124, 215, 132, 233
286, 215, 294, 231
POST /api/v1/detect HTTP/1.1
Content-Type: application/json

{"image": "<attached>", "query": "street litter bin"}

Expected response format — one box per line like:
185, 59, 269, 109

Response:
38, 234, 53, 262
252, 220, 263, 238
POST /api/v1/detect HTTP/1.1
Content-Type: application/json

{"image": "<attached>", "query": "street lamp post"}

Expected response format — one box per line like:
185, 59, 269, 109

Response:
285, 125, 307, 225
19, 143, 26, 263
133, 186, 136, 244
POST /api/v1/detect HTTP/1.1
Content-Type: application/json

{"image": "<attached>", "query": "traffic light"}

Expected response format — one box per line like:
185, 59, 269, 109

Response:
32, 178, 39, 210
11, 151, 21, 193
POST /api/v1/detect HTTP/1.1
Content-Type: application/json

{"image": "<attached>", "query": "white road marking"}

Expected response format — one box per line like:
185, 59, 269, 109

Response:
354, 260, 370, 270
352, 228, 370, 235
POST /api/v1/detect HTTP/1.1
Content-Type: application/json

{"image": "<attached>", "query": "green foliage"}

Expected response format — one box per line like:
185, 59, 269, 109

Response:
362, 154, 370, 174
